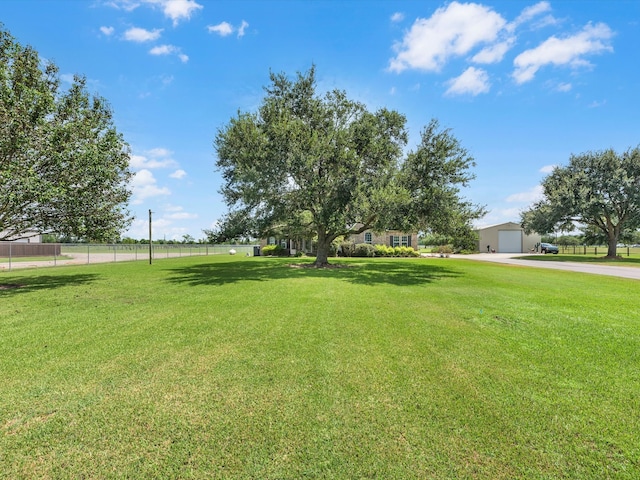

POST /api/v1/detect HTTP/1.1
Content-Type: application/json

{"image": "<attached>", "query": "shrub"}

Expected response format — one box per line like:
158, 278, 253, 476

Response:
261, 245, 288, 256
430, 245, 453, 256
339, 241, 355, 257
395, 246, 419, 257
375, 245, 418, 257
375, 245, 394, 257
353, 243, 376, 257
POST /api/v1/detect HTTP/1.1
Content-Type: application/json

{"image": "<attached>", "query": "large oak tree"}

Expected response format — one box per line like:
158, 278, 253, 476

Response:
214, 67, 483, 266
1, 26, 132, 242
521, 147, 640, 258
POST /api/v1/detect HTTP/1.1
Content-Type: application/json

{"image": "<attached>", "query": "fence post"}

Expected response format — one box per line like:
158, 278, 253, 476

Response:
114, 244, 117, 262
8, 241, 11, 272
595, 247, 597, 256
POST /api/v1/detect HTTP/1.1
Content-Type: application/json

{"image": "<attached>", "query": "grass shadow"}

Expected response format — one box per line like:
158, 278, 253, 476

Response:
0, 273, 99, 296
165, 258, 461, 288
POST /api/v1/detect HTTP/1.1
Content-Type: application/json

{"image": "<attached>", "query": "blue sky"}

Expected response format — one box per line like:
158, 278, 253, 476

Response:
3, 0, 639, 240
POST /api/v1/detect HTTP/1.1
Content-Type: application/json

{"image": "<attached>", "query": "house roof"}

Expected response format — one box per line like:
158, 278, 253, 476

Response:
474, 221, 523, 231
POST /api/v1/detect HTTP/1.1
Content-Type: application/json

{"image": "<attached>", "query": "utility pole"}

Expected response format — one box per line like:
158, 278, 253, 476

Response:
149, 209, 153, 265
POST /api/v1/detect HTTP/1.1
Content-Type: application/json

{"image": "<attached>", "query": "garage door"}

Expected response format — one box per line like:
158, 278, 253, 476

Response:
498, 230, 522, 253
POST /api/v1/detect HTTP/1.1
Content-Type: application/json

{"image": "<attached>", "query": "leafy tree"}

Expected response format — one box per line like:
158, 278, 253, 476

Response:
0, 26, 132, 242
214, 67, 483, 266
556, 235, 581, 247
521, 148, 640, 258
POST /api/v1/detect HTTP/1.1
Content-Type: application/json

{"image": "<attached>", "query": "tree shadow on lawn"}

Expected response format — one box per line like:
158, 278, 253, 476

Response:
0, 273, 99, 296
165, 258, 461, 288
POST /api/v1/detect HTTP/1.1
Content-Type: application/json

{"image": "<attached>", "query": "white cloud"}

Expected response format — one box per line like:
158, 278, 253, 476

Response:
105, 0, 140, 12
107, 0, 202, 25
513, 22, 614, 84
165, 211, 198, 220
148, 147, 172, 157
531, 14, 560, 30
124, 27, 162, 42
391, 12, 404, 23
208, 21, 233, 37
445, 67, 490, 96
169, 169, 187, 179
164, 204, 184, 212
154, 206, 198, 234
506, 185, 544, 203
540, 165, 556, 173
474, 208, 524, 228
508, 1, 552, 32
131, 169, 171, 204
149, 44, 189, 62
149, 44, 175, 55
130, 149, 177, 169
389, 1, 506, 73
100, 26, 115, 36
155, 0, 203, 25
472, 39, 513, 64
238, 20, 249, 37
60, 73, 75, 84
556, 82, 572, 92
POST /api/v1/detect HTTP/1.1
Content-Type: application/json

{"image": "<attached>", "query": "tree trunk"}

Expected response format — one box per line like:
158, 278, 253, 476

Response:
313, 231, 332, 267
607, 234, 618, 258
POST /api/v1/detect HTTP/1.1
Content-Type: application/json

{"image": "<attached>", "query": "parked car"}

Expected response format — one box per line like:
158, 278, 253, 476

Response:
540, 242, 559, 254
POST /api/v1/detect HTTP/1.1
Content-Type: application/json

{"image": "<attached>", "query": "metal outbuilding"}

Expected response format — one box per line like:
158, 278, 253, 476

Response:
475, 222, 541, 254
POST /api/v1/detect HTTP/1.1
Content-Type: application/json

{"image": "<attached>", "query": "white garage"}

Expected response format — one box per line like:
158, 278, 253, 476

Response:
498, 230, 522, 253
476, 222, 541, 254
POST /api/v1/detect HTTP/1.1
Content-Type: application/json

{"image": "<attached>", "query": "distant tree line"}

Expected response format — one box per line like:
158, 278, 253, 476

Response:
542, 229, 640, 247
39, 233, 256, 245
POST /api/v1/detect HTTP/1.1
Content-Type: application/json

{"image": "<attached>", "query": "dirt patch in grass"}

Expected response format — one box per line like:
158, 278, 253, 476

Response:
0, 284, 23, 290
289, 262, 354, 269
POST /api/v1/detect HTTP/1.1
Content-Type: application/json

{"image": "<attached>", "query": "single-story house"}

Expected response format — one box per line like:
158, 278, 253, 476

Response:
475, 222, 541, 253
259, 236, 313, 256
347, 226, 418, 249
258, 226, 418, 256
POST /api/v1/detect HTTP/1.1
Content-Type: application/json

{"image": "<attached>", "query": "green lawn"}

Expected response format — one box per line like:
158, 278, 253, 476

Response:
1, 256, 639, 479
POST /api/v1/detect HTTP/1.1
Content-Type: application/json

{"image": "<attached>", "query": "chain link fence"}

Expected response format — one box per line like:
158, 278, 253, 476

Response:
0, 243, 258, 271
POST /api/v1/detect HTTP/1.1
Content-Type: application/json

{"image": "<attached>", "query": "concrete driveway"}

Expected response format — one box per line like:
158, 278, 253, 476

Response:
457, 253, 640, 280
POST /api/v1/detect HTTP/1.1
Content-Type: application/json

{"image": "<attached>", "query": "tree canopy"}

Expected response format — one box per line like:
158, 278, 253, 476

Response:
0, 25, 132, 242
521, 147, 640, 258
214, 67, 484, 266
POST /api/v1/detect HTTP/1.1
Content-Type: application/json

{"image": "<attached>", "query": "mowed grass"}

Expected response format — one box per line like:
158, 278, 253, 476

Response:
1, 256, 639, 479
